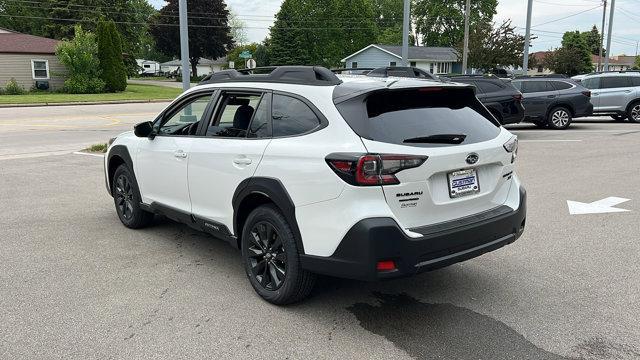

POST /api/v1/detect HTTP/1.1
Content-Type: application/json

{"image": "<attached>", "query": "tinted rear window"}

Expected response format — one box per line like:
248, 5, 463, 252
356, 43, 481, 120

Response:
335, 87, 501, 148
601, 76, 632, 89
477, 81, 503, 93
550, 81, 573, 90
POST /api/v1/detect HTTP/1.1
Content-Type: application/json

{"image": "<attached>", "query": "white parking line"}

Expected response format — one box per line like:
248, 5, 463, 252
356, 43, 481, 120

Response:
519, 139, 582, 142
73, 151, 104, 158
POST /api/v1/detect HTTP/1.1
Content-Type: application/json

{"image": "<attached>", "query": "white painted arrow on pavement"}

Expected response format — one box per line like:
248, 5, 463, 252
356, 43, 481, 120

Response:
567, 197, 631, 215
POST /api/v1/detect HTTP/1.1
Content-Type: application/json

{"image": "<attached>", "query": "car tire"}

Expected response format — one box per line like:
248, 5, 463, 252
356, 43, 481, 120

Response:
626, 101, 640, 123
547, 106, 572, 130
112, 164, 154, 229
241, 204, 316, 305
611, 114, 628, 122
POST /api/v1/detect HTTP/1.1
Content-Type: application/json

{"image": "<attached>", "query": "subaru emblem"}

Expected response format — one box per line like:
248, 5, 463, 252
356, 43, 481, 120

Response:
466, 153, 479, 165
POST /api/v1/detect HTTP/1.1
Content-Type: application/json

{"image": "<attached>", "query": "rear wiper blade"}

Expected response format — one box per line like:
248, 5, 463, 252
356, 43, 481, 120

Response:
403, 134, 467, 144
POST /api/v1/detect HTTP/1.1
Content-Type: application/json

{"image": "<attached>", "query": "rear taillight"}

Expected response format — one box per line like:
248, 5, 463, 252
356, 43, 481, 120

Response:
503, 135, 518, 164
326, 153, 428, 186
582, 90, 591, 97
513, 93, 523, 101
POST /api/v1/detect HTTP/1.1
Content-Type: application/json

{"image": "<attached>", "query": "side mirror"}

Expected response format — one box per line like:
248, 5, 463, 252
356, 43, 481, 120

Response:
134, 121, 154, 138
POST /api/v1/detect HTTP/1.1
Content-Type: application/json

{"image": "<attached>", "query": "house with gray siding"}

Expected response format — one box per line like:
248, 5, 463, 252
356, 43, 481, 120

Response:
0, 28, 66, 91
341, 44, 462, 75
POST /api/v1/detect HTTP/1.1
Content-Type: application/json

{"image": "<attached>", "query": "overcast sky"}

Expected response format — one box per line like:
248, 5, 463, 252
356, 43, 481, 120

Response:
149, 0, 640, 56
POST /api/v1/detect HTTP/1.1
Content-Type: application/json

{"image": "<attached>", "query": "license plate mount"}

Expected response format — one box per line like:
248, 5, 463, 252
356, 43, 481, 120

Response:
447, 168, 480, 198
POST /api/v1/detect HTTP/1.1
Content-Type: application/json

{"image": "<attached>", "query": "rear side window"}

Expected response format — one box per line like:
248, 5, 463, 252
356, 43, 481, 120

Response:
601, 76, 632, 89
476, 81, 503, 93
582, 77, 600, 89
550, 81, 573, 90
272, 94, 321, 137
633, 77, 640, 86
335, 87, 500, 148
522, 81, 554, 93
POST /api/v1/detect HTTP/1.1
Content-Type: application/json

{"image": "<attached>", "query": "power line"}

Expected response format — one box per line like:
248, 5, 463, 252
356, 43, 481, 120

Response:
532, 4, 602, 27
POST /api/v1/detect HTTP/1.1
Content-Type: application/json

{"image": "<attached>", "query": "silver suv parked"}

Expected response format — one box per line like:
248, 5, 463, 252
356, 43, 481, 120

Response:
581, 71, 640, 122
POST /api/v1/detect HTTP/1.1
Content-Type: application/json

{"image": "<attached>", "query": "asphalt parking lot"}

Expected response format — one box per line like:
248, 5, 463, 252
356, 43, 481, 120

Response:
1, 104, 639, 359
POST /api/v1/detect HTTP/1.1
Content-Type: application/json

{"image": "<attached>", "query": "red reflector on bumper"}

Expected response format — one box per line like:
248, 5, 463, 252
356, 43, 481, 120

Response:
376, 260, 396, 271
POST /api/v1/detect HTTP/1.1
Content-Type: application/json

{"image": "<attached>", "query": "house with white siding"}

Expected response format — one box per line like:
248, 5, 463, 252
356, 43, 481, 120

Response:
160, 57, 227, 77
0, 28, 66, 91
341, 44, 462, 75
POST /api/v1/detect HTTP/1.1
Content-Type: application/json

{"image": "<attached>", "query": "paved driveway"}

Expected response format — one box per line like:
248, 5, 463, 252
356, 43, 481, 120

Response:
1, 108, 639, 359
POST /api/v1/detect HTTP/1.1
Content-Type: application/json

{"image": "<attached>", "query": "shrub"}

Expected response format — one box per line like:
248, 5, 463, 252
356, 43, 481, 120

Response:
63, 75, 106, 94
97, 20, 127, 92
4, 78, 25, 95
56, 25, 105, 94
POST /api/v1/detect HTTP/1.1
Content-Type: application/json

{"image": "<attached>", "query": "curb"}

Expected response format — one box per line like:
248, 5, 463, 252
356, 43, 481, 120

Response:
0, 99, 173, 108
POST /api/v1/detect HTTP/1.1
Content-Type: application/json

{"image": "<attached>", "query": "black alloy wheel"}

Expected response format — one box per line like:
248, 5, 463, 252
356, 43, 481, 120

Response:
115, 174, 135, 221
247, 221, 287, 291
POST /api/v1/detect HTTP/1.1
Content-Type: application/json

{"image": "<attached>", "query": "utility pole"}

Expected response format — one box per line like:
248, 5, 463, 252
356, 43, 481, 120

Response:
598, 0, 607, 71
401, 0, 410, 66
604, 0, 615, 71
178, 0, 190, 91
462, 0, 471, 74
522, 0, 533, 75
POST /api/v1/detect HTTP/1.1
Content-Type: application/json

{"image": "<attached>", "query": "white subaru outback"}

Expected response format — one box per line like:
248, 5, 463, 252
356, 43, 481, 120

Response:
104, 66, 526, 304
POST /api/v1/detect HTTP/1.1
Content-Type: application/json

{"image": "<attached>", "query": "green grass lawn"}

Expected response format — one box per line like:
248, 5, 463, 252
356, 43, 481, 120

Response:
0, 84, 182, 105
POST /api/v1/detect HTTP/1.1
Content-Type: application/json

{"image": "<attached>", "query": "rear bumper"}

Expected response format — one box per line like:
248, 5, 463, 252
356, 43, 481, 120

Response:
577, 102, 594, 117
301, 186, 526, 281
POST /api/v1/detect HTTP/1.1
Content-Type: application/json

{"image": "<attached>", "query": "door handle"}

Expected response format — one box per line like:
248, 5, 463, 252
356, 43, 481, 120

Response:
233, 158, 252, 165
173, 150, 188, 158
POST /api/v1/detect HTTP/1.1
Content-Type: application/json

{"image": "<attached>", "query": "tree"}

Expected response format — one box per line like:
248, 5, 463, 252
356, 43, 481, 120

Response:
413, 0, 497, 46
55, 25, 105, 93
268, 0, 377, 67
229, 11, 249, 46
97, 20, 127, 92
457, 20, 525, 71
254, 43, 270, 67
543, 31, 594, 76
581, 25, 605, 56
150, 0, 234, 77
0, 0, 155, 60
633, 56, 640, 70
370, 0, 415, 45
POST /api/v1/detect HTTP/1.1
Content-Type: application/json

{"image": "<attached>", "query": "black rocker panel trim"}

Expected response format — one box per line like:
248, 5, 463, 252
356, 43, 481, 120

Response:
106, 145, 135, 196
141, 202, 236, 245
232, 177, 304, 253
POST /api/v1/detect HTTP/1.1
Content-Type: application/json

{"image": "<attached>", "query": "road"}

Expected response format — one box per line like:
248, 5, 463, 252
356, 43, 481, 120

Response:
1, 104, 639, 359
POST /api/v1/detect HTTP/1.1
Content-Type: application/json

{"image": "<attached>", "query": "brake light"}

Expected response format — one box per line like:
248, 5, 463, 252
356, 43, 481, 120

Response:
326, 153, 428, 186
582, 90, 591, 97
376, 260, 397, 271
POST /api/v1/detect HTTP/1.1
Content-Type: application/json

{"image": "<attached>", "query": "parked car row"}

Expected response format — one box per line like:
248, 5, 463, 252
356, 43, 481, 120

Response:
356, 67, 640, 129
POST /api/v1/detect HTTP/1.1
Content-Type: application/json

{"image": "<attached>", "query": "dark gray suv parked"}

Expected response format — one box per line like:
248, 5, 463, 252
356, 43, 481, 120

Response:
511, 77, 593, 129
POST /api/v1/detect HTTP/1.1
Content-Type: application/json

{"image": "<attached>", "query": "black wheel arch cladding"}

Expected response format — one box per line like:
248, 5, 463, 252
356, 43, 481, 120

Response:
106, 145, 136, 196
232, 177, 304, 253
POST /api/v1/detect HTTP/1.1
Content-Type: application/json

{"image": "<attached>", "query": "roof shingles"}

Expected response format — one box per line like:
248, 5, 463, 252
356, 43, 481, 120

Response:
0, 33, 59, 54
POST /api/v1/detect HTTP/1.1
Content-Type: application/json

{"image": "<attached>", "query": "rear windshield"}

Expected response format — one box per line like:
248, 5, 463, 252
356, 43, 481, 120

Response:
335, 87, 501, 147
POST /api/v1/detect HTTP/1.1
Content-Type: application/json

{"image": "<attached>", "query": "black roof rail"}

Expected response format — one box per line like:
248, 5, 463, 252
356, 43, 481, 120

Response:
331, 67, 375, 74
514, 74, 568, 79
587, 70, 640, 75
447, 74, 499, 79
199, 66, 342, 86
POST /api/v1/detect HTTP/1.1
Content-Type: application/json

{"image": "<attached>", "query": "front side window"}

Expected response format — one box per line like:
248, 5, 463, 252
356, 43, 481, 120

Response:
272, 94, 321, 137
158, 94, 212, 136
31, 60, 49, 79
207, 92, 263, 138
601, 76, 632, 89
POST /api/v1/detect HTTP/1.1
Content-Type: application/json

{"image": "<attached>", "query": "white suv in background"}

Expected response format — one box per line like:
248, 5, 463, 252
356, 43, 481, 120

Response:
581, 71, 640, 122
104, 66, 526, 304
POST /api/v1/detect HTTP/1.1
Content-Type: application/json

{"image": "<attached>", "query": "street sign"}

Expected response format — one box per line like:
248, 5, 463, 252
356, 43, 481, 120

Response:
246, 58, 257, 69
239, 50, 252, 59
567, 197, 631, 215
228, 61, 235, 69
